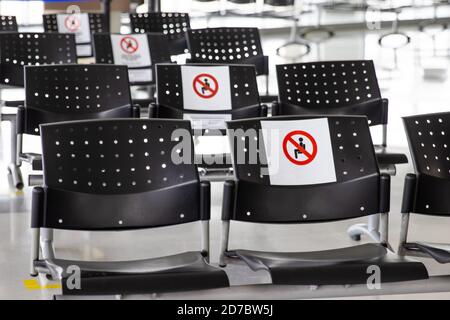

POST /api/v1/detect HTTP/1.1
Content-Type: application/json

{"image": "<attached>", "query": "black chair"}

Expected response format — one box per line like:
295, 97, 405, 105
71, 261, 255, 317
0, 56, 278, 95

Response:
400, 112, 450, 264
7, 64, 139, 190
0, 15, 18, 32
152, 63, 267, 180
0, 32, 77, 88
30, 118, 229, 296
274, 61, 407, 168
93, 32, 172, 108
43, 13, 109, 58
186, 27, 275, 101
273, 60, 408, 242
129, 12, 190, 56
220, 115, 428, 286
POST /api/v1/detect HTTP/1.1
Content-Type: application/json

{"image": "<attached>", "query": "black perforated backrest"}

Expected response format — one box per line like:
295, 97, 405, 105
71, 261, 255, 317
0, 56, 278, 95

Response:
226, 115, 381, 223
0, 32, 77, 87
187, 28, 267, 75
0, 16, 18, 32
22, 64, 133, 135
130, 12, 189, 55
276, 61, 386, 125
156, 63, 260, 110
40, 119, 200, 230
404, 113, 450, 178
403, 112, 450, 215
43, 13, 108, 57
43, 13, 108, 35
93, 33, 171, 85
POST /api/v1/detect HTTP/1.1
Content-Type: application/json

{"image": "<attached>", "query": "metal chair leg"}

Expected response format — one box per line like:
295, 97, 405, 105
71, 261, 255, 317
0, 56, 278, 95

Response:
347, 214, 381, 242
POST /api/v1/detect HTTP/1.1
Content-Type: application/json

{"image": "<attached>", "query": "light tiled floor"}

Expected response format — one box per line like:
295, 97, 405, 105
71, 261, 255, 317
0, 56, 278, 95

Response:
1, 18, 450, 299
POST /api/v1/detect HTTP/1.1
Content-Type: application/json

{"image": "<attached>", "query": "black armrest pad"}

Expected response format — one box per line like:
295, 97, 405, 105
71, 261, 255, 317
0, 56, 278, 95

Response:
20, 153, 42, 171
375, 151, 408, 165
3, 100, 24, 107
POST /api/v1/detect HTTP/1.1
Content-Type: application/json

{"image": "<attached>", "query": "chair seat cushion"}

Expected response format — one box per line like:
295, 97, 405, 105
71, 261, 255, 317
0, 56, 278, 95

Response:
232, 244, 428, 285
44, 252, 229, 295
404, 242, 450, 264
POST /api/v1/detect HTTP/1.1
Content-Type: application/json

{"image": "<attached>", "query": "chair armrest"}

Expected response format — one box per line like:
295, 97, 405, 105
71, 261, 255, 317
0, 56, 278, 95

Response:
148, 102, 159, 119
381, 98, 389, 125
221, 180, 236, 221
132, 104, 141, 118
379, 174, 391, 214
401, 173, 417, 214
260, 104, 268, 117
2, 100, 25, 107
200, 181, 211, 221
271, 101, 281, 116
31, 187, 45, 228
20, 153, 42, 171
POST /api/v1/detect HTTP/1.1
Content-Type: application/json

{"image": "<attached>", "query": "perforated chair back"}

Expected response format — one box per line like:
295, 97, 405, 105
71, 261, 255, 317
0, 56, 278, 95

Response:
226, 115, 382, 223
275, 61, 387, 126
130, 12, 190, 55
403, 112, 450, 215
39, 119, 199, 230
43, 13, 109, 57
0, 33, 77, 87
0, 16, 18, 32
21, 64, 134, 135
93, 33, 172, 85
155, 63, 262, 129
187, 28, 268, 76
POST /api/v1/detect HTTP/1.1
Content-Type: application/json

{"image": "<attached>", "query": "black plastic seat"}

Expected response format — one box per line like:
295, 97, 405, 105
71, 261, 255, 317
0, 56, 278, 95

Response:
7, 64, 138, 190
232, 244, 426, 285
186, 27, 274, 99
274, 60, 408, 168
220, 115, 428, 286
399, 112, 450, 264
43, 13, 109, 57
152, 63, 267, 179
31, 118, 229, 296
0, 15, 18, 32
129, 12, 190, 56
36, 252, 227, 295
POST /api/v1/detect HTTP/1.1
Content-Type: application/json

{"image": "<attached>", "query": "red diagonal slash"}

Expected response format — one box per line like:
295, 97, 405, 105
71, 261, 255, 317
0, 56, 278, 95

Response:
287, 136, 313, 160
192, 73, 219, 99
282, 130, 318, 166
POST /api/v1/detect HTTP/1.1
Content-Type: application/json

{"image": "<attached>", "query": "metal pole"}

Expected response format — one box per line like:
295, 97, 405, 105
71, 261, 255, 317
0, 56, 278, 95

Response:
148, 0, 161, 12
103, 0, 111, 30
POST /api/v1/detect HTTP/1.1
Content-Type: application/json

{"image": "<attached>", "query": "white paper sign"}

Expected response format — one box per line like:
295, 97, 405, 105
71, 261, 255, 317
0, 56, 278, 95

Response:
181, 66, 232, 111
128, 68, 152, 83
76, 44, 92, 57
56, 13, 91, 43
183, 113, 231, 130
261, 118, 336, 186
111, 34, 151, 68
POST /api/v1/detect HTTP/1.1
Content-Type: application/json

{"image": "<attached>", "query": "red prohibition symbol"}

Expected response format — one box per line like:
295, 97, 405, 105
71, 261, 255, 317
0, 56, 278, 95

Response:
64, 15, 81, 32
120, 36, 139, 54
193, 73, 219, 99
282, 130, 318, 166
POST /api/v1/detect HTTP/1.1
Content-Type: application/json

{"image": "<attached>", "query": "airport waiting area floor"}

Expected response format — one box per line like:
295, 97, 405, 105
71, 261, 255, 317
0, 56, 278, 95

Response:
1, 25, 450, 299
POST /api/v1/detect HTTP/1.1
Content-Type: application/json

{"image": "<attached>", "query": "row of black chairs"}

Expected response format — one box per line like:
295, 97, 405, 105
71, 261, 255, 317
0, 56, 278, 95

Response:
0, 59, 405, 245
28, 110, 450, 296
0, 13, 273, 96
1, 60, 403, 186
